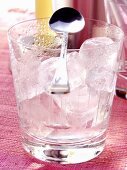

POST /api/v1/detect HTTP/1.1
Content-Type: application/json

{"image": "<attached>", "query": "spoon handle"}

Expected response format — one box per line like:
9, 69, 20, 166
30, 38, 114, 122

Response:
50, 33, 70, 93
60, 32, 68, 59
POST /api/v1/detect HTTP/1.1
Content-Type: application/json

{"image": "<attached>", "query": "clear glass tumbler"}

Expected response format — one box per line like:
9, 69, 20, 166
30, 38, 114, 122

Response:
105, 1, 127, 98
8, 18, 124, 164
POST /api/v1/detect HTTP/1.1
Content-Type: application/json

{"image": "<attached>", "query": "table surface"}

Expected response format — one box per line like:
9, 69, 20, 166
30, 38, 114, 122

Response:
0, 3, 127, 170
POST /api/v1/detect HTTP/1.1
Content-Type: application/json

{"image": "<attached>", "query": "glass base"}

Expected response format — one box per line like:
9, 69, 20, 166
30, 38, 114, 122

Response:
22, 139, 105, 164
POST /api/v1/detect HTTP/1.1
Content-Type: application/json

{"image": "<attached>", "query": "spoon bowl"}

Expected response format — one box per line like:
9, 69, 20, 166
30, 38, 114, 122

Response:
49, 7, 85, 33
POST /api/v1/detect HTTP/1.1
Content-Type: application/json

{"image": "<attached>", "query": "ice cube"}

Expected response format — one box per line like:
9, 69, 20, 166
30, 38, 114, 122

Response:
14, 58, 41, 102
16, 57, 57, 102
79, 37, 118, 71
52, 85, 98, 127
20, 91, 70, 138
39, 51, 86, 92
67, 51, 86, 90
39, 57, 57, 90
85, 67, 116, 91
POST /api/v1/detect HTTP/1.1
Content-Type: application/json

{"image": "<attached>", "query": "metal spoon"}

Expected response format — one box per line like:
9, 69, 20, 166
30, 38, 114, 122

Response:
49, 7, 85, 94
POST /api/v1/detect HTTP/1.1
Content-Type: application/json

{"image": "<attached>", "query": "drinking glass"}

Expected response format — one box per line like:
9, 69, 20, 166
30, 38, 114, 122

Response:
8, 18, 124, 164
105, 1, 127, 98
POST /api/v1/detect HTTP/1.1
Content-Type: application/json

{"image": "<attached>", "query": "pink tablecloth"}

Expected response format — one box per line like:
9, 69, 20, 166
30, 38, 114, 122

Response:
0, 8, 127, 170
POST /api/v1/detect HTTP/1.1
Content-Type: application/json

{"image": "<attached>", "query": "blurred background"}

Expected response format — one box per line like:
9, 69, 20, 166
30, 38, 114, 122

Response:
0, 0, 34, 30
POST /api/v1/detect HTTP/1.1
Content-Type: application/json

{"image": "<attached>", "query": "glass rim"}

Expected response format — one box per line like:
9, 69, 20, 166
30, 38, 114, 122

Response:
8, 17, 124, 50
